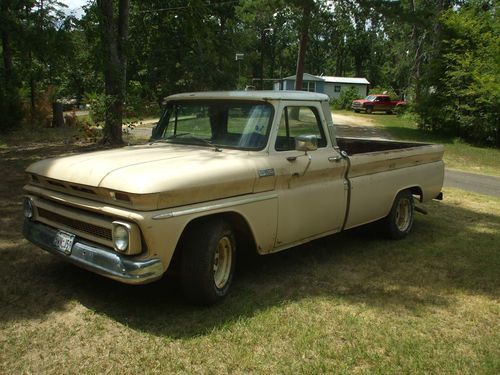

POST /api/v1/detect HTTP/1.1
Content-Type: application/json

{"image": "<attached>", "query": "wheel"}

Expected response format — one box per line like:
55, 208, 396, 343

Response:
354, 109, 360, 113
365, 106, 373, 114
385, 110, 393, 114
383, 190, 414, 239
180, 218, 236, 305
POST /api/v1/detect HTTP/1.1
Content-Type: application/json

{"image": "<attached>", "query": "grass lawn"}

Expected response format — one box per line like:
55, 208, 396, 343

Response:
335, 110, 500, 177
0, 139, 499, 374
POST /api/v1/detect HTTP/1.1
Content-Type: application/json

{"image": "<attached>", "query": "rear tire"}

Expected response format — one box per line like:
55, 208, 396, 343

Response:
180, 218, 236, 305
365, 106, 373, 114
382, 190, 414, 239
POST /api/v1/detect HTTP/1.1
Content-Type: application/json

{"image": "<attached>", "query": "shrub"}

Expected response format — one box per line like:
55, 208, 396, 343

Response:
85, 92, 109, 125
331, 87, 361, 110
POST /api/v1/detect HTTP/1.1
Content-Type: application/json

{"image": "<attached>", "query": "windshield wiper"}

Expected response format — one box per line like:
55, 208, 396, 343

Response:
148, 133, 194, 145
151, 133, 222, 151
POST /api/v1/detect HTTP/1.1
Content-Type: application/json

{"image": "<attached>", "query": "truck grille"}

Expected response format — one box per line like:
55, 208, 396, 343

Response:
37, 207, 112, 241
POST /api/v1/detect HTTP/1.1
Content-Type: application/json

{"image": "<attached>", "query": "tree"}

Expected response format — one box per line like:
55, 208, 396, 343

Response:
97, 0, 129, 145
416, 0, 499, 146
0, 0, 24, 133
293, 0, 314, 90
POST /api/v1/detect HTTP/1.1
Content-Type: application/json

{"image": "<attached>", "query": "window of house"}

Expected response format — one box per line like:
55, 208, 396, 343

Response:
301, 81, 316, 92
275, 106, 327, 151
334, 85, 341, 93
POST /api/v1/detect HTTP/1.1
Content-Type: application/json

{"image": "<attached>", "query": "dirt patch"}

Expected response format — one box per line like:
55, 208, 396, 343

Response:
332, 112, 393, 139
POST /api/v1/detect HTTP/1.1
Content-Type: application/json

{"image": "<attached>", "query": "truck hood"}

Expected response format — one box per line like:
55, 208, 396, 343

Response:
352, 99, 370, 104
26, 144, 274, 208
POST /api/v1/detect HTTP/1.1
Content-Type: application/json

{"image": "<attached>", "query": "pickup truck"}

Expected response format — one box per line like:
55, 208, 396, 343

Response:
23, 91, 444, 304
351, 94, 406, 114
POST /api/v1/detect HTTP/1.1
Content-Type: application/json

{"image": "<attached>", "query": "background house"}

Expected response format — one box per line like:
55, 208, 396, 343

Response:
274, 73, 370, 100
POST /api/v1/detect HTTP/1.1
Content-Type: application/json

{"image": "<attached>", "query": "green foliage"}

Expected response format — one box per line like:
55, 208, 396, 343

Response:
125, 81, 160, 118
85, 92, 109, 125
415, 1, 499, 146
331, 87, 361, 110
368, 86, 398, 99
1, 0, 496, 146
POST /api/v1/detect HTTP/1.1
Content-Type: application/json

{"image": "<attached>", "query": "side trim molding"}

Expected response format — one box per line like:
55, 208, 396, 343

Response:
152, 193, 278, 220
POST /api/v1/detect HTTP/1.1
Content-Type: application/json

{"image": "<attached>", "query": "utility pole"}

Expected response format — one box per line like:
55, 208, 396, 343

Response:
235, 53, 244, 89
260, 28, 273, 90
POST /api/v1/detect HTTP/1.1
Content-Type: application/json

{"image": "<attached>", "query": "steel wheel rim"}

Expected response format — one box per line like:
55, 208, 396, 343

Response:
213, 236, 232, 289
395, 198, 411, 232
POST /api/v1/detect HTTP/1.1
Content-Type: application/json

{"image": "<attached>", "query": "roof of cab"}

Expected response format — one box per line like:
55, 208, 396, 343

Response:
166, 90, 330, 102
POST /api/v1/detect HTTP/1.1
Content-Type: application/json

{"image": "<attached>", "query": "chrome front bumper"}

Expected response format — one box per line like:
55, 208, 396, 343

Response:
23, 219, 164, 284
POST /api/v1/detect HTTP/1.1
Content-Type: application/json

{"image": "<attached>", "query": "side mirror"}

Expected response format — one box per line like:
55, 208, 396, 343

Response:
295, 135, 318, 152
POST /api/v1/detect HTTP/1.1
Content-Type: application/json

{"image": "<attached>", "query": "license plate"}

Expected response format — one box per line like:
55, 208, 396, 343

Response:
54, 230, 75, 255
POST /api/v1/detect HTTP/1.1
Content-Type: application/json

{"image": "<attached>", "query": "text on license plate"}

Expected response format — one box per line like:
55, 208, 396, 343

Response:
54, 230, 75, 255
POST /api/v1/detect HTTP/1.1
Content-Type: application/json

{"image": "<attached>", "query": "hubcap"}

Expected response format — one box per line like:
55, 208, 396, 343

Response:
213, 236, 232, 289
395, 198, 412, 232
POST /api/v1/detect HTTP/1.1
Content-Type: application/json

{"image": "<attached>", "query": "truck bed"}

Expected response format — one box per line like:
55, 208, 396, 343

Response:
335, 137, 444, 230
337, 137, 427, 155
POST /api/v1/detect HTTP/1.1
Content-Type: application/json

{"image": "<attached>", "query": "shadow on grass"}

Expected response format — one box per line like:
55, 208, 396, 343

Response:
1, 199, 498, 339
0, 139, 498, 340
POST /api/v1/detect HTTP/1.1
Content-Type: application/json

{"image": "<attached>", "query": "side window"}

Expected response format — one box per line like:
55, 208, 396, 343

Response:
275, 106, 327, 151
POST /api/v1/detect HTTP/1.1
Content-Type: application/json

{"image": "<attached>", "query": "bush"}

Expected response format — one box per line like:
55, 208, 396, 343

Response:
331, 87, 361, 110
124, 81, 160, 119
85, 92, 109, 125
413, 3, 500, 147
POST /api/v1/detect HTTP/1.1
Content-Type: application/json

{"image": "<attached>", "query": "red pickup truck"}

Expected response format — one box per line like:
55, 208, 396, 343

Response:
351, 94, 405, 114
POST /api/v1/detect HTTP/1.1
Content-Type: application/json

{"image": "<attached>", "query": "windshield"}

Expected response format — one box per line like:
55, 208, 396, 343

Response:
151, 100, 274, 150
365, 95, 377, 101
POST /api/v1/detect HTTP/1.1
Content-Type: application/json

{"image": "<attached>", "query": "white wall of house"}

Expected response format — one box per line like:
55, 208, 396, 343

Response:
324, 83, 367, 99
272, 74, 370, 100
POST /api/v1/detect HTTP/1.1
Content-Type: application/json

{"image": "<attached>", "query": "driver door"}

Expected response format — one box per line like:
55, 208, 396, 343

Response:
270, 103, 347, 248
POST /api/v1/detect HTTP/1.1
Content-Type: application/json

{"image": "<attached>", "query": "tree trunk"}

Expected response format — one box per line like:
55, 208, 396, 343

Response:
294, 2, 312, 91
118, 0, 129, 100
52, 102, 64, 127
0, 0, 23, 132
29, 50, 36, 116
1, 3, 14, 90
97, 0, 129, 145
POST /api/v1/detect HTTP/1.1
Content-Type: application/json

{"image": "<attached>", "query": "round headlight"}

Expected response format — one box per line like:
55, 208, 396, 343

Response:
113, 225, 129, 252
23, 198, 33, 219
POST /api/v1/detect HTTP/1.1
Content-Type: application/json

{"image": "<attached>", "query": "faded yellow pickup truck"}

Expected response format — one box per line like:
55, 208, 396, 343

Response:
23, 91, 444, 304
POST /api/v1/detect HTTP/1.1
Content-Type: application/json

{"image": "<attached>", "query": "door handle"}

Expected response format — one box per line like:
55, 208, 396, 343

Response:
328, 156, 342, 162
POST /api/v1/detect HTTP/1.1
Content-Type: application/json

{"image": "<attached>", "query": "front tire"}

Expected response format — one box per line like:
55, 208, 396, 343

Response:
180, 218, 236, 305
383, 190, 414, 239
365, 106, 373, 114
